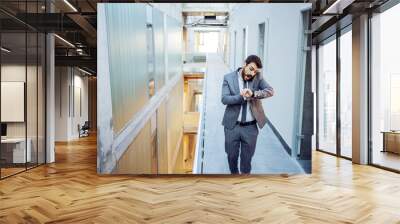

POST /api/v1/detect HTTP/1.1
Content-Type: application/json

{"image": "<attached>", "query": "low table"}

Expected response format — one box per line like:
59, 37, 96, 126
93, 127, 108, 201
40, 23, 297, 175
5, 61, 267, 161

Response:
381, 131, 400, 154
1, 138, 32, 164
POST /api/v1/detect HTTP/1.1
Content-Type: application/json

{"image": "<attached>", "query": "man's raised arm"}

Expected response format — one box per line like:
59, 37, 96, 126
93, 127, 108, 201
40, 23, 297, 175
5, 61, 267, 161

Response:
251, 78, 274, 99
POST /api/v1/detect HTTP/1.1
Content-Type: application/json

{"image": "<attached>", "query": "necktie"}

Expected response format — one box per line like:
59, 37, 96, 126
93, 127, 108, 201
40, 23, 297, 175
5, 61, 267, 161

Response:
241, 80, 247, 123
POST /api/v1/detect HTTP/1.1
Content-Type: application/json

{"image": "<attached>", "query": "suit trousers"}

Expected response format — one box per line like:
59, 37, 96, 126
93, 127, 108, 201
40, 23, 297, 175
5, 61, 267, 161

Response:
224, 123, 259, 174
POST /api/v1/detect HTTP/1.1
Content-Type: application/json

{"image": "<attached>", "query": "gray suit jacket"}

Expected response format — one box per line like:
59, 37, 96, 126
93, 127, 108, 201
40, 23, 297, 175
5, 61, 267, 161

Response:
221, 69, 274, 130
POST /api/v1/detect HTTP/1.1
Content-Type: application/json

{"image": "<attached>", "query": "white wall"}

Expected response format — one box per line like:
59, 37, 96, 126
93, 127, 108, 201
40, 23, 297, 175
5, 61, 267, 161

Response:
228, 3, 311, 151
150, 3, 183, 23
55, 67, 89, 141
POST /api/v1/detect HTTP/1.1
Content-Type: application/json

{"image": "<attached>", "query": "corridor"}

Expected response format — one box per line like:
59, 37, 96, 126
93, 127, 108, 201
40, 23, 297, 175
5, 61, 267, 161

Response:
198, 54, 305, 174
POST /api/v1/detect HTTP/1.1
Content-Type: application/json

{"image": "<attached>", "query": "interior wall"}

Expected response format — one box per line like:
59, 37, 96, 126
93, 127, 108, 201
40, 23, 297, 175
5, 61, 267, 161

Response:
167, 16, 183, 80
115, 122, 152, 174
154, 7, 166, 90
150, 3, 183, 23
166, 77, 184, 172
55, 67, 69, 141
72, 72, 89, 138
54, 67, 89, 141
100, 3, 184, 174
157, 101, 168, 173
228, 3, 310, 151
88, 77, 97, 132
105, 4, 148, 133
1, 63, 45, 165
0, 65, 37, 138
114, 78, 184, 174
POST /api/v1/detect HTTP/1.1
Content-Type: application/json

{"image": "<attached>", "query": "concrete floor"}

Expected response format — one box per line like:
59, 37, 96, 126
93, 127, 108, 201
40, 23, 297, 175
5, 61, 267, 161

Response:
201, 54, 304, 174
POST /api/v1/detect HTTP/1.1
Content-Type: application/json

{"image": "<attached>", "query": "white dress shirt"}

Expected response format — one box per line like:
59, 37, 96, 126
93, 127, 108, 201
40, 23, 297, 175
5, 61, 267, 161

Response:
237, 70, 255, 122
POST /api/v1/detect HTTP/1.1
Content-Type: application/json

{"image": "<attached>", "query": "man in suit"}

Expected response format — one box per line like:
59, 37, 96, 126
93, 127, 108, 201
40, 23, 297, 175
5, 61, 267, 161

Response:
221, 55, 274, 174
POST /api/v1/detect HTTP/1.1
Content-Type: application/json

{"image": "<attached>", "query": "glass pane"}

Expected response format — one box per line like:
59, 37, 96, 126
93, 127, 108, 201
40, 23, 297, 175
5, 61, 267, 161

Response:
198, 32, 218, 53
153, 7, 165, 90
340, 29, 352, 158
38, 33, 46, 164
371, 3, 400, 171
258, 23, 265, 67
27, 31, 38, 169
1, 31, 27, 177
242, 28, 246, 61
318, 37, 337, 154
233, 31, 237, 69
105, 4, 148, 133
166, 17, 182, 80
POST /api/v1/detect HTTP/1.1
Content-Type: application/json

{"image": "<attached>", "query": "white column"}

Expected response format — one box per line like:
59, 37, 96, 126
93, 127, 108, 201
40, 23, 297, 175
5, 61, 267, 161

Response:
46, 33, 55, 163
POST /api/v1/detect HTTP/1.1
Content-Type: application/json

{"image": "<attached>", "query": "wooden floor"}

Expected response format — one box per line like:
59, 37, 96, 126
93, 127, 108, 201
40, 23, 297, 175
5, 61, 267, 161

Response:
1, 135, 400, 223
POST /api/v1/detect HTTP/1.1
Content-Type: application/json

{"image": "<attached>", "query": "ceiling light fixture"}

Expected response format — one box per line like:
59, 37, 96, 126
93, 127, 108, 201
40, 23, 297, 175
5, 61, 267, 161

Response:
54, 34, 75, 48
63, 0, 78, 12
78, 67, 93, 76
1, 47, 11, 53
323, 0, 355, 15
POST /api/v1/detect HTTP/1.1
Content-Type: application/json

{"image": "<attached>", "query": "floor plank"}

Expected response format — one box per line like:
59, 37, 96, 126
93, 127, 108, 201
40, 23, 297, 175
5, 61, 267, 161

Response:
0, 134, 400, 223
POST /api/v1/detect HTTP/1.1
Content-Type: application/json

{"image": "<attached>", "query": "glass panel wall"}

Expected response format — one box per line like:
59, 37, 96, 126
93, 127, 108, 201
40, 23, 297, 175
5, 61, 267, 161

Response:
38, 31, 45, 165
1, 30, 27, 177
371, 3, 400, 171
0, 1, 46, 179
258, 22, 265, 69
317, 35, 337, 154
242, 28, 246, 61
339, 27, 352, 158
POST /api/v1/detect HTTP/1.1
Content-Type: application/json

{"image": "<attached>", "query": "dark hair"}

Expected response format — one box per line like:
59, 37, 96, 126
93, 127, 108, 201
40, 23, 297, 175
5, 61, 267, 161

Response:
245, 55, 263, 69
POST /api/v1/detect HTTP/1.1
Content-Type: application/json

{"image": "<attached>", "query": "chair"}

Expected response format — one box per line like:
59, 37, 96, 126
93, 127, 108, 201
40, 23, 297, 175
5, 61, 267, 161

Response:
78, 121, 90, 138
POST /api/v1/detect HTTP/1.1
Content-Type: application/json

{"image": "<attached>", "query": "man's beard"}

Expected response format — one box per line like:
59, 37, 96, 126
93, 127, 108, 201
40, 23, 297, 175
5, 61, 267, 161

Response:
241, 69, 255, 81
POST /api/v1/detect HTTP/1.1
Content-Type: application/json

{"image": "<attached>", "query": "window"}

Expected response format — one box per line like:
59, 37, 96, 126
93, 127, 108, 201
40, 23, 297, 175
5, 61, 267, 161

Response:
317, 36, 337, 155
339, 28, 352, 158
147, 24, 156, 96
242, 28, 247, 61
371, 3, 400, 171
0, 3, 46, 179
233, 31, 237, 69
258, 23, 266, 67
390, 74, 400, 130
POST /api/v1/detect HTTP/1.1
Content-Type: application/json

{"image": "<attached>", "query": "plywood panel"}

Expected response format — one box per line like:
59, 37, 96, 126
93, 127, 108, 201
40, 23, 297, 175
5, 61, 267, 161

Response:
115, 122, 152, 174
157, 101, 168, 174
166, 78, 184, 172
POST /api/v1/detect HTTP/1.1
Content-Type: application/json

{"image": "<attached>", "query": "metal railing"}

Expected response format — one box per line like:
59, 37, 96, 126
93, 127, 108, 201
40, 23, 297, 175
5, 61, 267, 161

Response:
183, 52, 207, 63
191, 55, 208, 174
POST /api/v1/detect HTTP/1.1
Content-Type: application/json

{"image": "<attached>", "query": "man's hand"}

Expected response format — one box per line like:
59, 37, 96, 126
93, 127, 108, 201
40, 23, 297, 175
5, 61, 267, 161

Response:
243, 88, 253, 98
240, 89, 247, 97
